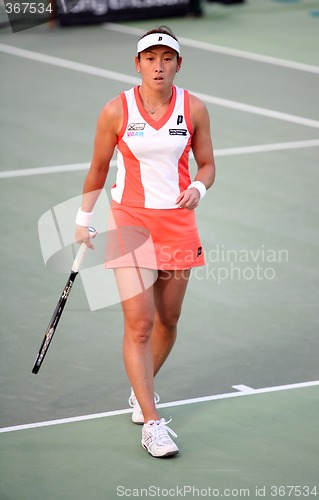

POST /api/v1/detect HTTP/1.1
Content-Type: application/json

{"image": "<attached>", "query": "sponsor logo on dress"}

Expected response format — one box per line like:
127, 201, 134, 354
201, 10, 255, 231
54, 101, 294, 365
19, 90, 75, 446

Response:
127, 131, 144, 137
128, 123, 146, 131
169, 129, 187, 136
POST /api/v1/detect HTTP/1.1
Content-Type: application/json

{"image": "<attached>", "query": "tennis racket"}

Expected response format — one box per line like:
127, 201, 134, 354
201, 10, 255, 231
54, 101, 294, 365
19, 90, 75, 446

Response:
32, 226, 97, 374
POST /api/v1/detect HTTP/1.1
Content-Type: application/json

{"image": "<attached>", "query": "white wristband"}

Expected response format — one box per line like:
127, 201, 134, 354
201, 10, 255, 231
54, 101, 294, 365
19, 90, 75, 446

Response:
75, 208, 93, 227
187, 181, 206, 199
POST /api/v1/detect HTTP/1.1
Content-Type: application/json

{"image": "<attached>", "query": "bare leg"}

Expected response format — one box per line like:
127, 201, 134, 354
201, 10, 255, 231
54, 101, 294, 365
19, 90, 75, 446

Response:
114, 267, 190, 423
115, 268, 160, 423
152, 270, 190, 376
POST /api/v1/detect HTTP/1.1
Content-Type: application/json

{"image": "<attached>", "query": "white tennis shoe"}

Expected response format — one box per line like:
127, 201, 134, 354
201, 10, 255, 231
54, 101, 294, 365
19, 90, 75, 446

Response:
142, 418, 179, 458
128, 389, 160, 425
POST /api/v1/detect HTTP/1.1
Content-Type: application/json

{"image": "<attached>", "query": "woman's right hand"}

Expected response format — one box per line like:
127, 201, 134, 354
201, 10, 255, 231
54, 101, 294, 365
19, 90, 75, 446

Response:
75, 225, 95, 249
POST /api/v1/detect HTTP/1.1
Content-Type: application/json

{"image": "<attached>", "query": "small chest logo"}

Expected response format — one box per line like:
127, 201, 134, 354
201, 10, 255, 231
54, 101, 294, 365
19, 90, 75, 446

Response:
128, 123, 146, 131
127, 123, 145, 137
169, 129, 187, 136
127, 131, 144, 137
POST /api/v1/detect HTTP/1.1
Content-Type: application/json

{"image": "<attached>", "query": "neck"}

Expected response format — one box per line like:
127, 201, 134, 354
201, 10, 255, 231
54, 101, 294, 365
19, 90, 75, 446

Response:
139, 86, 173, 114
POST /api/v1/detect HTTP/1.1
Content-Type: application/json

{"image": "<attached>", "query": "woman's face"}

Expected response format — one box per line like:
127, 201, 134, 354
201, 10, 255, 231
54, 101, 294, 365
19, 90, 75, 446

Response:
135, 46, 182, 92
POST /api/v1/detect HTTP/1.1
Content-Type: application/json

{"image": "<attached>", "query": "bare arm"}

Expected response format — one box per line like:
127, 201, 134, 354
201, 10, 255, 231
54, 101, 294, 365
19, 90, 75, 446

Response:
177, 94, 216, 210
75, 96, 122, 247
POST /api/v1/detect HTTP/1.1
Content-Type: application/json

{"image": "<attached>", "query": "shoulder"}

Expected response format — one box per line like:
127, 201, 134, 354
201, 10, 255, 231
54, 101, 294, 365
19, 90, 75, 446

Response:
187, 92, 208, 114
176, 86, 208, 116
99, 95, 123, 123
187, 92, 210, 128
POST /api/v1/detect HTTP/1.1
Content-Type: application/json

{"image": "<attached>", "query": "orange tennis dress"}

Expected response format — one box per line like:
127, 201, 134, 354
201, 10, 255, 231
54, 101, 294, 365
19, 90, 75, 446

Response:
105, 85, 205, 270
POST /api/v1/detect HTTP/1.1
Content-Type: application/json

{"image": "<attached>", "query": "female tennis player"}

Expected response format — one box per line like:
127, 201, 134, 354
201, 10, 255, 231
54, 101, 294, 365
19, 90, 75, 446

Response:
75, 26, 215, 457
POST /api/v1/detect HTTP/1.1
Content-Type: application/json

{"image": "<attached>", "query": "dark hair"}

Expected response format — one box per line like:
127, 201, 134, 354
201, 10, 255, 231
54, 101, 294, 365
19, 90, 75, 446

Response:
137, 26, 180, 60
138, 26, 179, 43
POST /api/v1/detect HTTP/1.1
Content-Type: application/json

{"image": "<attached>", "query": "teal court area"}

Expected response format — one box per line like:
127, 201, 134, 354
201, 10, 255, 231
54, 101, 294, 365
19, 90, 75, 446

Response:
1, 0, 319, 498
1, 384, 319, 499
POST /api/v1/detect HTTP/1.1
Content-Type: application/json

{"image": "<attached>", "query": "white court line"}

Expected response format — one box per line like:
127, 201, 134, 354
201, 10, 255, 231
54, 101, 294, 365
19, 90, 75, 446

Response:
1, 139, 319, 179
104, 23, 319, 75
232, 385, 256, 393
1, 43, 319, 129
0, 43, 140, 86
0, 379, 318, 434
215, 138, 319, 156
0, 162, 91, 179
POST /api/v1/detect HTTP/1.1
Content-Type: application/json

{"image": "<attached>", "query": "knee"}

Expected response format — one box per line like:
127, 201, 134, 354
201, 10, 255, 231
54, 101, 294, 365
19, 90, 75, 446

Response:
156, 310, 181, 333
125, 317, 154, 343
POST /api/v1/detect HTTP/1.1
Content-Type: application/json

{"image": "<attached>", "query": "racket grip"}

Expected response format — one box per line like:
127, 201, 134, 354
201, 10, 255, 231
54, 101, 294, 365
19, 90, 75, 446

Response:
72, 226, 97, 273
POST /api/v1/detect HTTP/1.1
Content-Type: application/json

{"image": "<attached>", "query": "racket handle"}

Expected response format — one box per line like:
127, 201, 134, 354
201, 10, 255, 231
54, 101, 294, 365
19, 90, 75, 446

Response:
72, 226, 97, 273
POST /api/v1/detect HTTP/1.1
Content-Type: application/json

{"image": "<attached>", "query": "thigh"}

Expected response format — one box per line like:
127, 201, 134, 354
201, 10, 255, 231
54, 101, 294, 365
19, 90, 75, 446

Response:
154, 270, 190, 324
114, 267, 158, 328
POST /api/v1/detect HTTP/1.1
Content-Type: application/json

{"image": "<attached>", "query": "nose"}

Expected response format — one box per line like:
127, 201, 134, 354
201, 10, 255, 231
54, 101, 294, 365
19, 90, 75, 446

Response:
155, 62, 163, 73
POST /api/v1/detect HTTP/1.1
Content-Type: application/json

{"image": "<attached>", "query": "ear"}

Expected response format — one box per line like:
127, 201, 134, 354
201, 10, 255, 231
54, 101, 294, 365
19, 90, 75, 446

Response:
176, 56, 182, 73
135, 56, 141, 73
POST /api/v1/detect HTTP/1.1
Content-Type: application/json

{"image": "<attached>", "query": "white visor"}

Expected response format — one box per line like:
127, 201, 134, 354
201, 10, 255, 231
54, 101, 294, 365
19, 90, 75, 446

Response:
137, 33, 180, 55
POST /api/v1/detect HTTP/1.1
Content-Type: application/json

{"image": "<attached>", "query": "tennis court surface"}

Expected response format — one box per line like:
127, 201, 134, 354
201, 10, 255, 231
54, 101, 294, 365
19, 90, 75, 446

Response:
1, 1, 318, 498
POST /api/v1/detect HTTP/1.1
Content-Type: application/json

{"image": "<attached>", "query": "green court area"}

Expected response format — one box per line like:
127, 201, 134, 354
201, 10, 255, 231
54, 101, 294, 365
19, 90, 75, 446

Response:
1, 385, 318, 499
1, 0, 319, 498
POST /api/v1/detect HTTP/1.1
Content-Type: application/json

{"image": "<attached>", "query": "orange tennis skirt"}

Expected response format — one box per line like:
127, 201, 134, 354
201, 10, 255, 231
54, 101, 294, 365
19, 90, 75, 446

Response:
105, 201, 205, 270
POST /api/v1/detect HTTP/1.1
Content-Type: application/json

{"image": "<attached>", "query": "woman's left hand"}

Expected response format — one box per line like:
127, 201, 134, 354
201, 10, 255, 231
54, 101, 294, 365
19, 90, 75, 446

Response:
176, 188, 200, 210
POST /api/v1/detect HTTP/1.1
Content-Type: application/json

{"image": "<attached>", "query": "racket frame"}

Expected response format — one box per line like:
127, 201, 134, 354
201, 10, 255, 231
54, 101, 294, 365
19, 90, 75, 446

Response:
31, 227, 96, 374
